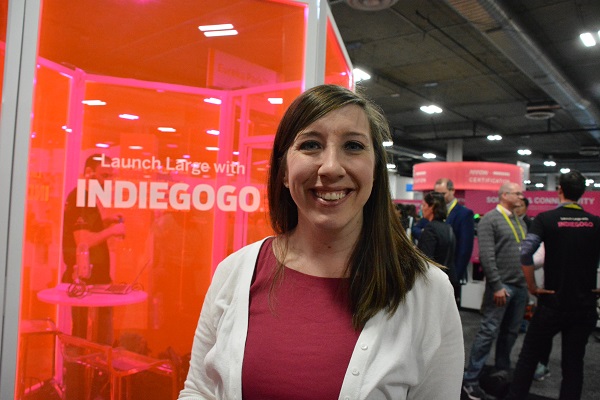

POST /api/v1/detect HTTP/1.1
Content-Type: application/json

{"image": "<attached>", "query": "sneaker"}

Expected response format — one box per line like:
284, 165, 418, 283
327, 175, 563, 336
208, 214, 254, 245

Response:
533, 363, 550, 381
462, 382, 485, 400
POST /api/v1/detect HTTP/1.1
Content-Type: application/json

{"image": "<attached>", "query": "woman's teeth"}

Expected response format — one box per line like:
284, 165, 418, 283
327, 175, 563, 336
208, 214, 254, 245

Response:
316, 191, 347, 201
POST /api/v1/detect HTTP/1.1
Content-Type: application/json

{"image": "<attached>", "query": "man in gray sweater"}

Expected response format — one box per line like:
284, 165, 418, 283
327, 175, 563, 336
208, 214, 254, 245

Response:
462, 182, 528, 400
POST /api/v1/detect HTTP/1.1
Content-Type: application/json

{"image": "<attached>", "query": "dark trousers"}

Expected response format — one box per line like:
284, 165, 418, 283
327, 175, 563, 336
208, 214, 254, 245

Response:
65, 307, 114, 400
506, 303, 598, 400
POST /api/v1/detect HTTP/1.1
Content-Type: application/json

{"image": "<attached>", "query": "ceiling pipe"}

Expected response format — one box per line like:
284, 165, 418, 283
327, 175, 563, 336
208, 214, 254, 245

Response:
444, 0, 600, 143
386, 144, 447, 162
407, 127, 599, 142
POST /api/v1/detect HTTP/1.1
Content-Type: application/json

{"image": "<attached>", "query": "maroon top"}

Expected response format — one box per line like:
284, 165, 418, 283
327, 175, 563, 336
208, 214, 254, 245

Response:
242, 238, 360, 399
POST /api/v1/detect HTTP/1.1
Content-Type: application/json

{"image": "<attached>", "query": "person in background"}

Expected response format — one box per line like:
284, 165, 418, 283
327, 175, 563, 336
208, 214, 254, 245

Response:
506, 171, 600, 400
514, 196, 535, 334
394, 203, 409, 230
462, 182, 528, 400
417, 191, 456, 279
514, 197, 533, 229
434, 178, 475, 300
62, 153, 126, 344
179, 84, 464, 399
410, 212, 428, 244
403, 203, 417, 242
394, 203, 416, 241
530, 238, 552, 383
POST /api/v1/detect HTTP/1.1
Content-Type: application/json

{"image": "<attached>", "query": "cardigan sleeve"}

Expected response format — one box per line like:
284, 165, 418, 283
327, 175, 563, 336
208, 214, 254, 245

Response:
406, 271, 464, 400
179, 238, 265, 399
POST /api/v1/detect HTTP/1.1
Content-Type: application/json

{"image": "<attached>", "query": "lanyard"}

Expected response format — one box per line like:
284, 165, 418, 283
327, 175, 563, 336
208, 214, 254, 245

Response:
497, 205, 526, 243
447, 199, 458, 216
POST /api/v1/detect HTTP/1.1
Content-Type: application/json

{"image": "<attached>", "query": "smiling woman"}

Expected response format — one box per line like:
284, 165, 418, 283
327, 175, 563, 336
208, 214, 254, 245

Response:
282, 104, 375, 240
179, 84, 465, 400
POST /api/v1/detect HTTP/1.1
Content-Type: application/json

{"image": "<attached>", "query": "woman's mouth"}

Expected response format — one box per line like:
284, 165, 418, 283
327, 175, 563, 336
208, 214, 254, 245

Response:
314, 190, 349, 201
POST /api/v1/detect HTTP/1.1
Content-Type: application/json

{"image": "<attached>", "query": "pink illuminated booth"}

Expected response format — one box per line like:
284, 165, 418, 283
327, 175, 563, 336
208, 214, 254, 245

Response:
8, 1, 353, 398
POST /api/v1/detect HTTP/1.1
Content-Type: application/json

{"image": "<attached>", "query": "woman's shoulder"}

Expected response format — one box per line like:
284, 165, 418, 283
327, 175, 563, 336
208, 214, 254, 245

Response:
416, 262, 453, 292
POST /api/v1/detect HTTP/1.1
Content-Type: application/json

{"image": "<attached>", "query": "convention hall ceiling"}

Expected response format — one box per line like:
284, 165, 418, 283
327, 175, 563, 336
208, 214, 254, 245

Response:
329, 0, 600, 188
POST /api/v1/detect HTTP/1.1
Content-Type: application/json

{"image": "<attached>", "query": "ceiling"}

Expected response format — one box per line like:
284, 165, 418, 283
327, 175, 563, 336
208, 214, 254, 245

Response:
328, 0, 600, 189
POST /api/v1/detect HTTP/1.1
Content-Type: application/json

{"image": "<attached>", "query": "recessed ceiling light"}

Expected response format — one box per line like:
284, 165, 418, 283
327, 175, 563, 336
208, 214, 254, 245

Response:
346, 0, 398, 11
487, 134, 502, 141
206, 130, 220, 136
268, 98, 283, 105
206, 147, 220, 151
158, 127, 176, 133
423, 153, 436, 159
420, 105, 442, 114
204, 97, 222, 105
535, 183, 544, 188
96, 143, 110, 148
560, 168, 570, 174
353, 68, 371, 82
82, 100, 106, 106
517, 149, 532, 156
382, 140, 393, 147
119, 114, 139, 120
580, 32, 596, 47
198, 24, 234, 32
204, 30, 238, 37
543, 160, 556, 167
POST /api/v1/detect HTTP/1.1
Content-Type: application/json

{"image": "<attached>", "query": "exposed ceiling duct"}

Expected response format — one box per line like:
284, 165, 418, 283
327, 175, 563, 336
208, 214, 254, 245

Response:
525, 102, 560, 121
444, 0, 600, 143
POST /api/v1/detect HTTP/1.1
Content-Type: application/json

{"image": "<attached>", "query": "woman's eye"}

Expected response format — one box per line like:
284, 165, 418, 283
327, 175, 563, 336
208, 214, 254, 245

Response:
298, 140, 321, 151
345, 141, 366, 151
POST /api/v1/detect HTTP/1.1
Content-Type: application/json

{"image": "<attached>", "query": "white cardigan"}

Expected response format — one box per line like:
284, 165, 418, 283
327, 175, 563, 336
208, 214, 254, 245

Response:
179, 238, 464, 400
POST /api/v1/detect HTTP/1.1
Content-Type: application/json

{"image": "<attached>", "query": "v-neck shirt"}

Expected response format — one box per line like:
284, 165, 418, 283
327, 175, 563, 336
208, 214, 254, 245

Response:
242, 237, 360, 400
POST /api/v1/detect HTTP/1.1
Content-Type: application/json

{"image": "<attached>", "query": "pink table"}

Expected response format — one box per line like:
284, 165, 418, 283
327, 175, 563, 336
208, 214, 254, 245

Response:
38, 283, 147, 307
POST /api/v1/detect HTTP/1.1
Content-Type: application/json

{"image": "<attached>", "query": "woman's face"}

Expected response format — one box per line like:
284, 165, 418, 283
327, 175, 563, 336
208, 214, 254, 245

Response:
421, 201, 433, 221
284, 104, 375, 234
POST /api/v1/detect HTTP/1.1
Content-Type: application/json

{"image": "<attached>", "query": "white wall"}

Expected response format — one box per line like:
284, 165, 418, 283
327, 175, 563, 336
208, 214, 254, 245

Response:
388, 172, 416, 200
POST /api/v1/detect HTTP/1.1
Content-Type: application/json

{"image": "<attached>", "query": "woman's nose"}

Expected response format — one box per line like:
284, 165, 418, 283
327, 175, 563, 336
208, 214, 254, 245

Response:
318, 148, 345, 177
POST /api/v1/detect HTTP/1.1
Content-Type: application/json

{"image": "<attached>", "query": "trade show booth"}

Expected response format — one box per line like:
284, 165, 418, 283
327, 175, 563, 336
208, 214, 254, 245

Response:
0, 1, 352, 398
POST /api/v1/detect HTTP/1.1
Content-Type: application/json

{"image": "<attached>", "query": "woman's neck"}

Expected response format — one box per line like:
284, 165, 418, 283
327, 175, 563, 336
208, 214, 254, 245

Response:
277, 225, 359, 278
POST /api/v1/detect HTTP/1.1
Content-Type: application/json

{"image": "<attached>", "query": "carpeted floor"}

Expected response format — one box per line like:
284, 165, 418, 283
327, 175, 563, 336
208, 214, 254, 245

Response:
460, 309, 600, 400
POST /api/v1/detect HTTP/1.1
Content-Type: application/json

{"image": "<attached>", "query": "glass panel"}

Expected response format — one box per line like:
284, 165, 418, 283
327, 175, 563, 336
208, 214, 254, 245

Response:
17, 1, 310, 398
325, 19, 353, 88
0, 0, 7, 124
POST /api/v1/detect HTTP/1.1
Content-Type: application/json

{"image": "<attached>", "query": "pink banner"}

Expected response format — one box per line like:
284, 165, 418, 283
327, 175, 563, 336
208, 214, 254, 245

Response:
464, 190, 600, 217
413, 162, 523, 191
